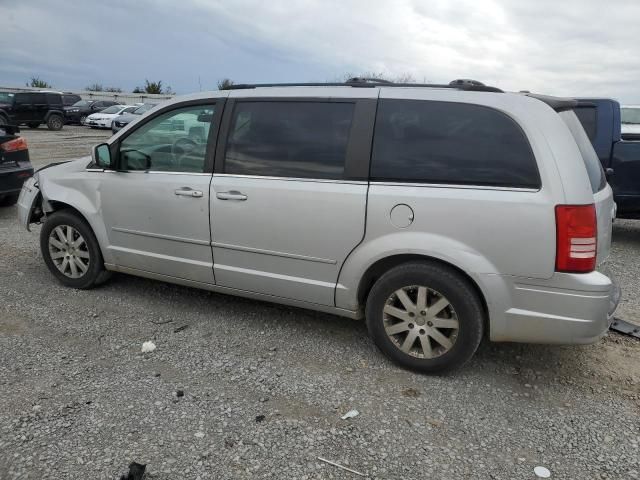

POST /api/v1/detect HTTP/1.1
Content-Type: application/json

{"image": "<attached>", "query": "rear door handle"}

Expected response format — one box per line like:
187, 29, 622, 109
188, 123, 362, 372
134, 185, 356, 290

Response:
216, 190, 247, 201
174, 187, 203, 198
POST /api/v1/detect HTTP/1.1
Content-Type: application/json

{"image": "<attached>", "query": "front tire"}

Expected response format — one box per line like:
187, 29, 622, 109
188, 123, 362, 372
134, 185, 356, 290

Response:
365, 261, 484, 373
47, 114, 63, 131
40, 210, 111, 289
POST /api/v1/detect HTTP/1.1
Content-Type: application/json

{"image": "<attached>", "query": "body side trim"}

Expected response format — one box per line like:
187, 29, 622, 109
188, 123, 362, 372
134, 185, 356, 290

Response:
211, 241, 336, 264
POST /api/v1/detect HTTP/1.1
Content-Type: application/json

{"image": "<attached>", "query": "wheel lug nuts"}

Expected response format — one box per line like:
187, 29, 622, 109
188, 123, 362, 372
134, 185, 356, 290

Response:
427, 321, 433, 327
419, 329, 426, 335
408, 312, 415, 317
408, 323, 414, 329
420, 310, 426, 316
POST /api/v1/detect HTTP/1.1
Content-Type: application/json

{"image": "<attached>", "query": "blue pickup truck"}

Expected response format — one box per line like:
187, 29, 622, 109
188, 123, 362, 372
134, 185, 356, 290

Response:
574, 99, 640, 218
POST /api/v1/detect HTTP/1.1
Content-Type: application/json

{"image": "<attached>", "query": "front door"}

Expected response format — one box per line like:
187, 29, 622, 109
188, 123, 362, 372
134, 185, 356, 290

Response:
211, 97, 374, 306
100, 102, 221, 284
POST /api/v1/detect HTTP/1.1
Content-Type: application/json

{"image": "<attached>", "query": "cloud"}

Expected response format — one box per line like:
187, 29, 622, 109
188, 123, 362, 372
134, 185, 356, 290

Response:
0, 0, 638, 102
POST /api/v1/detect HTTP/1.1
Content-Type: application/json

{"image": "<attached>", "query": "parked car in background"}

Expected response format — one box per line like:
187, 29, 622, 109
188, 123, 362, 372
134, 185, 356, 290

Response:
0, 125, 33, 206
18, 81, 619, 373
62, 93, 82, 107
0, 91, 65, 130
621, 105, 640, 137
65, 100, 120, 125
85, 105, 137, 129
111, 103, 157, 133
574, 98, 640, 217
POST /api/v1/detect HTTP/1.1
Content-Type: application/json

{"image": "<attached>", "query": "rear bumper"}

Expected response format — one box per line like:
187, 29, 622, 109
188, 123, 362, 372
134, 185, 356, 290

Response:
484, 266, 620, 344
0, 165, 34, 196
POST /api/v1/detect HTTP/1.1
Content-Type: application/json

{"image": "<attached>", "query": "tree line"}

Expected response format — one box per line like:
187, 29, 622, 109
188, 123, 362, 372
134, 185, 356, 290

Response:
25, 72, 417, 94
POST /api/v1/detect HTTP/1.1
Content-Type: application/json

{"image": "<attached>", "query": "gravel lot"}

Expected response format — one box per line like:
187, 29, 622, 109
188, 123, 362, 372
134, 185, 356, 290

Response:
0, 126, 639, 479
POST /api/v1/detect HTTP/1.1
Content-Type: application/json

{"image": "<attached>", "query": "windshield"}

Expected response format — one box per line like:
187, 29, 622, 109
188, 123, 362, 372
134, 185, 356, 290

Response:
133, 103, 156, 115
101, 105, 122, 114
0, 92, 14, 103
559, 110, 606, 193
621, 107, 640, 125
72, 100, 93, 107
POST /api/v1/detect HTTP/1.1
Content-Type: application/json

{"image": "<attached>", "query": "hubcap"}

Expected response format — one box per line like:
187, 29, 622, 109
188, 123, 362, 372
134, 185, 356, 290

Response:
48, 225, 90, 279
383, 286, 459, 359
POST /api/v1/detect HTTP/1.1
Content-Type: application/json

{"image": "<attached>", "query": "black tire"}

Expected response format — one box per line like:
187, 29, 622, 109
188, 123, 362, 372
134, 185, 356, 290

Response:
40, 210, 111, 289
365, 261, 484, 373
27, 122, 41, 129
0, 115, 7, 126
79, 115, 87, 125
0, 194, 19, 206
46, 114, 63, 131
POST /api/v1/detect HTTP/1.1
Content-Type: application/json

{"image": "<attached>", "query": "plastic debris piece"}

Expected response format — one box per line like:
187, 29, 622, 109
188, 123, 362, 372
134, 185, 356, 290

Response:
317, 457, 366, 477
534, 466, 551, 478
341, 409, 359, 420
141, 341, 156, 353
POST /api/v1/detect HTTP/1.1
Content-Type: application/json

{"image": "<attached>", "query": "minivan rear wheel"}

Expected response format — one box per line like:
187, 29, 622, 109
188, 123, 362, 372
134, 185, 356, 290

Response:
365, 262, 484, 373
40, 210, 111, 289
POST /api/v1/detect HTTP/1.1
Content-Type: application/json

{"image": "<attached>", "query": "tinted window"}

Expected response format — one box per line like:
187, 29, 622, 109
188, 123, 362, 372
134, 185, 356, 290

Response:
574, 106, 597, 140
14, 93, 37, 104
559, 110, 606, 193
224, 101, 355, 179
46, 93, 62, 105
371, 99, 540, 188
119, 104, 214, 173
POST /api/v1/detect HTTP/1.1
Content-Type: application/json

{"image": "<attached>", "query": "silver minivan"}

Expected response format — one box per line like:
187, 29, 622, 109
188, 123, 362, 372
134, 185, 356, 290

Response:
17, 80, 620, 372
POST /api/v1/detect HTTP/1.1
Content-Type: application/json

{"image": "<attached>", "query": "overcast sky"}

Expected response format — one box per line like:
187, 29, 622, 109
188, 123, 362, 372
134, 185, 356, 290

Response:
1, 0, 638, 103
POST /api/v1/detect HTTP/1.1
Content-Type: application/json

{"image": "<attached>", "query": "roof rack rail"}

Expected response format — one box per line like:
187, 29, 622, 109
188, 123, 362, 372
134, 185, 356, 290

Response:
228, 79, 503, 93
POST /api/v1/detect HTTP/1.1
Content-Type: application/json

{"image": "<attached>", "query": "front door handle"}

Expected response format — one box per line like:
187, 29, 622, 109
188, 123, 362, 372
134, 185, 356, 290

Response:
216, 190, 247, 201
174, 187, 203, 198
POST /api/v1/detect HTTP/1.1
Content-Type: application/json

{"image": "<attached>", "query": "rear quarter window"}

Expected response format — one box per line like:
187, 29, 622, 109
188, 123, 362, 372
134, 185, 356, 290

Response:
559, 110, 606, 193
370, 99, 541, 188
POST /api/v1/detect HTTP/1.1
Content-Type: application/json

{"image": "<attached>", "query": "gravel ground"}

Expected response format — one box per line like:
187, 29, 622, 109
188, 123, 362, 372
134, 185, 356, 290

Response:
0, 127, 638, 479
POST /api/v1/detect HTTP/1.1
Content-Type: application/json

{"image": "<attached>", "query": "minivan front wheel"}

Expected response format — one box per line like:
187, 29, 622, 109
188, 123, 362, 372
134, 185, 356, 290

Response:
365, 262, 484, 373
40, 210, 111, 289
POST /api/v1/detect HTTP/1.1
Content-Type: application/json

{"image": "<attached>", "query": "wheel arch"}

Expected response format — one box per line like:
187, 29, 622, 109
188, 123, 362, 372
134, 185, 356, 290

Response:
355, 254, 490, 337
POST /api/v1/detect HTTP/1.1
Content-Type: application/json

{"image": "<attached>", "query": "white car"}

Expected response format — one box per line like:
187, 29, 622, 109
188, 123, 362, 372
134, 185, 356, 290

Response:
621, 105, 640, 136
85, 105, 137, 129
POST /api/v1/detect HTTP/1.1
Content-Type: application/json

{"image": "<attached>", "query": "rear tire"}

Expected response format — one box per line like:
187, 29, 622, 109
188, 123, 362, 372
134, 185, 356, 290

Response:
27, 122, 41, 129
40, 210, 110, 289
47, 114, 63, 131
0, 194, 19, 206
0, 115, 7, 126
365, 261, 485, 373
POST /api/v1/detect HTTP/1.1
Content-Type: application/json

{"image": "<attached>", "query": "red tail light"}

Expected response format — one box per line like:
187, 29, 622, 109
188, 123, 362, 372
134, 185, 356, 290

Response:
0, 137, 28, 153
555, 204, 597, 273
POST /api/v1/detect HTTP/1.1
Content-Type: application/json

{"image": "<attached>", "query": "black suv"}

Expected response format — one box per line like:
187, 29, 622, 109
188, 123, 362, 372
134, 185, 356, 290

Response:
65, 100, 120, 125
0, 92, 65, 130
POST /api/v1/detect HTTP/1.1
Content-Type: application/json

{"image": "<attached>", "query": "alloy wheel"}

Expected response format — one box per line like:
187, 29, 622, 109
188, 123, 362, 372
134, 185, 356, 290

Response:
383, 285, 459, 359
48, 225, 90, 278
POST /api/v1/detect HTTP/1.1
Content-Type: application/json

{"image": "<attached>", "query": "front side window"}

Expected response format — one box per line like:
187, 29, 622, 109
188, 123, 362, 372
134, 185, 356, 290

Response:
371, 99, 540, 188
224, 101, 355, 179
119, 104, 215, 173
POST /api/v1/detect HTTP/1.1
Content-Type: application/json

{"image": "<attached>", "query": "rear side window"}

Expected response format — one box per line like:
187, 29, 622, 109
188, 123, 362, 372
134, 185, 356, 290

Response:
559, 110, 606, 193
371, 99, 540, 188
573, 106, 597, 140
224, 101, 355, 179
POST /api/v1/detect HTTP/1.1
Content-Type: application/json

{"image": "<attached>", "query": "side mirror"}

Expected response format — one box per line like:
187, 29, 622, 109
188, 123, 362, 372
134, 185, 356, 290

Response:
92, 143, 114, 169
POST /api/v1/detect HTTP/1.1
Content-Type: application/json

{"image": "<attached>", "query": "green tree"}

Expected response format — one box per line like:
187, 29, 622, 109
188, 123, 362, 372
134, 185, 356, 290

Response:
132, 86, 144, 94
341, 72, 415, 83
86, 83, 103, 92
27, 76, 51, 88
105, 86, 123, 93
143, 80, 164, 94
217, 78, 235, 90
